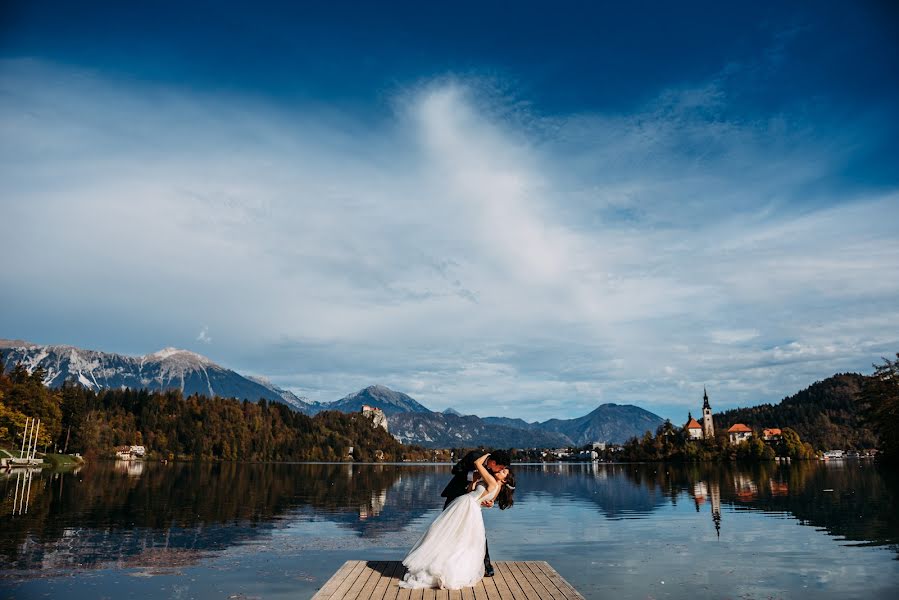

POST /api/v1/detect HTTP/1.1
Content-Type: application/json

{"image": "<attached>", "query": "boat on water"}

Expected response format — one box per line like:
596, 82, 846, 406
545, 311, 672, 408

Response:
4, 417, 45, 471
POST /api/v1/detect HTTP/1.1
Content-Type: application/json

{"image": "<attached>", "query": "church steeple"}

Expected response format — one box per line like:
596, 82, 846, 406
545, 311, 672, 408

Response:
702, 387, 714, 439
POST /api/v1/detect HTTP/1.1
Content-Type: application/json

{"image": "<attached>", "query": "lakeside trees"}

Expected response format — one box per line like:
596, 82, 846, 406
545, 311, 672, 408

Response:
862, 354, 899, 464
616, 420, 817, 462
0, 363, 61, 451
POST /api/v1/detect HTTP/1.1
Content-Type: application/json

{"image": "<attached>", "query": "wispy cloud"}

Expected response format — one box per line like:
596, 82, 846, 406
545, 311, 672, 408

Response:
1, 58, 897, 421
196, 326, 212, 344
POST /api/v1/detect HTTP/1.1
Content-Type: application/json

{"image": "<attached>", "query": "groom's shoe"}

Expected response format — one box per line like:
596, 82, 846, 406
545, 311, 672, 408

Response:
485, 563, 495, 577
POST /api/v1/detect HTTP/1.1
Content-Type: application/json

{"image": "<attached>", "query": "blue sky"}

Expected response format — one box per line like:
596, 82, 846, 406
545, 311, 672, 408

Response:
2, 1, 898, 422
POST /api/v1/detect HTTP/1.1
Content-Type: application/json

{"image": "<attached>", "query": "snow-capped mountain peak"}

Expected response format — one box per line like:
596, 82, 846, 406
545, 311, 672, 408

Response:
145, 347, 213, 365
0, 339, 298, 409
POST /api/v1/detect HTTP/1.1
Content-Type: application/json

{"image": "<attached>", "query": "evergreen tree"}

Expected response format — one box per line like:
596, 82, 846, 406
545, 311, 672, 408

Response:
862, 354, 899, 464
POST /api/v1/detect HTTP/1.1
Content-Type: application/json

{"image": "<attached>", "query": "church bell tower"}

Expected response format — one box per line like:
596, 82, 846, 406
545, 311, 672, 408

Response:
702, 387, 714, 439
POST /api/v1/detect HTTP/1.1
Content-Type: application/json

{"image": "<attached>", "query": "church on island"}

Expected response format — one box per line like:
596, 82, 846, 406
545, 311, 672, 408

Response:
684, 387, 715, 440
683, 388, 772, 445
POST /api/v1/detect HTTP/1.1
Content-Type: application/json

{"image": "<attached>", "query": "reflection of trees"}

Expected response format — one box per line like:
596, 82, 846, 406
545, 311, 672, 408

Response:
298, 464, 444, 537
512, 462, 899, 556
727, 462, 899, 556
2, 460, 897, 575
616, 461, 899, 556
0, 462, 442, 573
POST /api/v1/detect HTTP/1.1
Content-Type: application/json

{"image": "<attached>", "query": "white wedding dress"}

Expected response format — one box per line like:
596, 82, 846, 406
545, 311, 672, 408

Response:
399, 482, 497, 590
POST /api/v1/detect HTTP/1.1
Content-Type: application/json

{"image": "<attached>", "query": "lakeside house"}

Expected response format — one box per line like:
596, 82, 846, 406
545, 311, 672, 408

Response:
762, 428, 782, 441
115, 445, 146, 460
727, 424, 752, 444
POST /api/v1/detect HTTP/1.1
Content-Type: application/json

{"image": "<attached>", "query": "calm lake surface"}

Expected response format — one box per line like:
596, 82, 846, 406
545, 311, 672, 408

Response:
1, 460, 897, 599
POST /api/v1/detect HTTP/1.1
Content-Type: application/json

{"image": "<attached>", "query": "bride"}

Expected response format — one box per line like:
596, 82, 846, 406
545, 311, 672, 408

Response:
400, 453, 516, 590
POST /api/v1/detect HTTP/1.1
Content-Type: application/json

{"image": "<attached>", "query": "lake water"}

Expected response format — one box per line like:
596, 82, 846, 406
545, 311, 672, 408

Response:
1, 460, 897, 599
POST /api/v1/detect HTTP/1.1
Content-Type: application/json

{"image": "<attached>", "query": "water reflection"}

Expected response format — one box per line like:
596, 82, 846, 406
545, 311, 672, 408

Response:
114, 459, 146, 478
1, 460, 897, 580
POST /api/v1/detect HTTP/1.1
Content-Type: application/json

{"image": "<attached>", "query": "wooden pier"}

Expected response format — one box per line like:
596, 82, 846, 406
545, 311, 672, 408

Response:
312, 560, 585, 600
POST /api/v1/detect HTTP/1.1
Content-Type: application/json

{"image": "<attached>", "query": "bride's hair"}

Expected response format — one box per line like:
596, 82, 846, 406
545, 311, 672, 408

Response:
496, 471, 516, 510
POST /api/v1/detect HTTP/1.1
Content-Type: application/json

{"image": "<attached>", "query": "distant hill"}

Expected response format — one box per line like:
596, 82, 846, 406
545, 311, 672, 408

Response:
714, 374, 877, 451
482, 416, 539, 430
536, 403, 666, 445
389, 412, 573, 449
326, 385, 432, 415
329, 388, 664, 448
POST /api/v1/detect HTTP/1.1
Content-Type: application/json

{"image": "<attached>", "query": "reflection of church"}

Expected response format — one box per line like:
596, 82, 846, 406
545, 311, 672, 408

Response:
684, 387, 715, 440
690, 479, 722, 537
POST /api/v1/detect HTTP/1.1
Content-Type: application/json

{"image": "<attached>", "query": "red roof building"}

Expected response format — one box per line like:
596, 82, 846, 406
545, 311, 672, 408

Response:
727, 423, 752, 444
685, 416, 703, 439
762, 428, 782, 441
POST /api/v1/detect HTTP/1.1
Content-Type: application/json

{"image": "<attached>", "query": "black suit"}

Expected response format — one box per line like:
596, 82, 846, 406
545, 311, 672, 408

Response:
440, 450, 493, 572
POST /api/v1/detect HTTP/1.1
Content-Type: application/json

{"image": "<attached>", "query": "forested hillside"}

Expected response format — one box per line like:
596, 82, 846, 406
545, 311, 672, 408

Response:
714, 374, 878, 451
0, 361, 429, 461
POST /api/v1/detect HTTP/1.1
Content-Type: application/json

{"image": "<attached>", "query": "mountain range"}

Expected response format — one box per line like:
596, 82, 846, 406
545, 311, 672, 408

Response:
0, 339, 664, 447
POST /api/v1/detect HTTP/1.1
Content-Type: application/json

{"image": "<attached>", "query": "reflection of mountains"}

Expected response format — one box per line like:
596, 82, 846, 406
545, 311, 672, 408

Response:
3, 460, 897, 575
316, 465, 445, 537
0, 462, 440, 574
513, 464, 670, 519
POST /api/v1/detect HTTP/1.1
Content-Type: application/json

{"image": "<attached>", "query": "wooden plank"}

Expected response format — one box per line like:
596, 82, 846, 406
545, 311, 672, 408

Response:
314, 560, 365, 600
471, 579, 488, 600
395, 583, 413, 600
527, 561, 567, 600
530, 562, 584, 600
497, 562, 540, 600
435, 589, 450, 600
384, 563, 407, 600
342, 561, 382, 600
460, 585, 475, 600
480, 572, 502, 600
352, 561, 388, 600
448, 588, 462, 600
518, 562, 564, 600
487, 564, 517, 600
371, 561, 403, 600
411, 586, 425, 600
532, 562, 584, 600
311, 560, 358, 600
517, 561, 561, 600
493, 562, 525, 600
422, 587, 437, 600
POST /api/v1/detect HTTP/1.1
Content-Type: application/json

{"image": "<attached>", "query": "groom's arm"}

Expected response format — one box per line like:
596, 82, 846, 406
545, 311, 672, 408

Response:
451, 450, 481, 475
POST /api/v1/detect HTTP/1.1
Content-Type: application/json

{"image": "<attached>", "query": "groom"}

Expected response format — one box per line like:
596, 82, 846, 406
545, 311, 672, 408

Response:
440, 448, 511, 577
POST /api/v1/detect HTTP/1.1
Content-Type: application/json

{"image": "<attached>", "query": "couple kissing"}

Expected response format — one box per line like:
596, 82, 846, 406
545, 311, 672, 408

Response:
399, 449, 516, 590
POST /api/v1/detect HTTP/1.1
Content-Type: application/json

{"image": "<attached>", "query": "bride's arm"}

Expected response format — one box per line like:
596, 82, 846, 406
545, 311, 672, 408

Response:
474, 453, 499, 497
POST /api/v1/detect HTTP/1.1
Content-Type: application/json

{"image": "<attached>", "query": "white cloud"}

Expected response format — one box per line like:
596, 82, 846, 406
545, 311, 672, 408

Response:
196, 326, 212, 344
1, 59, 897, 422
